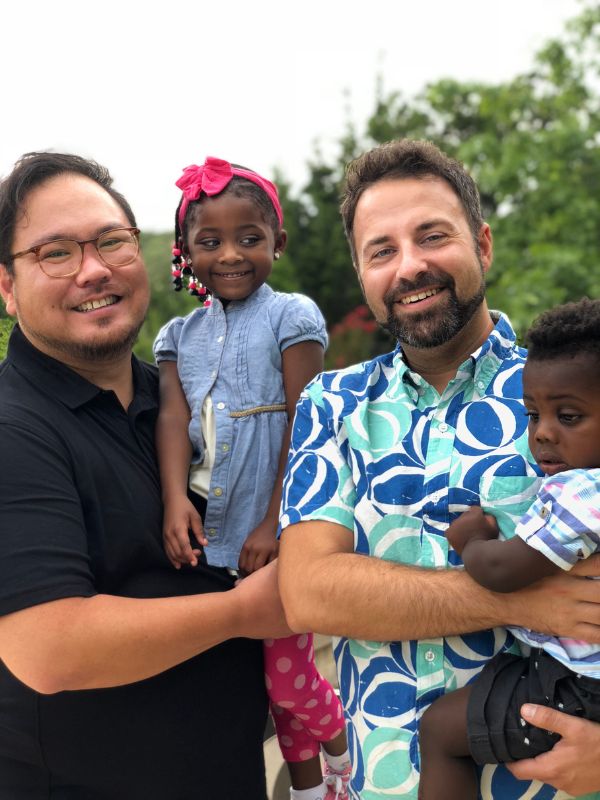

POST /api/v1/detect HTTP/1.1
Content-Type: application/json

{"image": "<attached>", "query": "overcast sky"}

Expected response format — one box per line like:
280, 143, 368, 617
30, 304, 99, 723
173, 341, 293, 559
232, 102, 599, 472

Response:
1, 0, 581, 231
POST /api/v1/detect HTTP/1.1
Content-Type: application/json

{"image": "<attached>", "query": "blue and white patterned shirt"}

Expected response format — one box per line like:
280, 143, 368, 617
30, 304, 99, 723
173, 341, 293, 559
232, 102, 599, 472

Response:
281, 314, 585, 799
511, 468, 600, 676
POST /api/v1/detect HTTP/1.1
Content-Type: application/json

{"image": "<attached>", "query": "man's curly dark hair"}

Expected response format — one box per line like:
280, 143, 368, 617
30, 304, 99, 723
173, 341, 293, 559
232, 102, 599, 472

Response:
525, 297, 600, 365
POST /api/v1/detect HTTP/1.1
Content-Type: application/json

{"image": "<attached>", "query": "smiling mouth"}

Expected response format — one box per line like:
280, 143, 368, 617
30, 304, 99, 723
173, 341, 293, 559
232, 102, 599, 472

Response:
74, 295, 120, 313
399, 288, 442, 305
213, 270, 252, 280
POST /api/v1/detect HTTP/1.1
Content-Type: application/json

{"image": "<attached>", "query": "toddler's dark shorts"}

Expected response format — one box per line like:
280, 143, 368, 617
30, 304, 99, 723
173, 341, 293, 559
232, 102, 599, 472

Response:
467, 648, 600, 764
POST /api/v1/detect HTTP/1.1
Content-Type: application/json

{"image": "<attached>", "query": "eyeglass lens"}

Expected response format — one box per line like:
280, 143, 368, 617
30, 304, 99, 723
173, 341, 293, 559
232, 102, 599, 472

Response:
39, 229, 138, 276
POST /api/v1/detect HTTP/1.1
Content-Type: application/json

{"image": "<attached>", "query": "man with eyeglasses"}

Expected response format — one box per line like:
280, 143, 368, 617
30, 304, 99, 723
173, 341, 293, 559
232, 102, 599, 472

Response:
0, 152, 290, 799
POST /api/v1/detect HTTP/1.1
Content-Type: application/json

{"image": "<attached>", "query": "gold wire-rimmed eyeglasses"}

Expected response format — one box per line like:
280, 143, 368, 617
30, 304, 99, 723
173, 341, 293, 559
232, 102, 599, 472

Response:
10, 227, 141, 278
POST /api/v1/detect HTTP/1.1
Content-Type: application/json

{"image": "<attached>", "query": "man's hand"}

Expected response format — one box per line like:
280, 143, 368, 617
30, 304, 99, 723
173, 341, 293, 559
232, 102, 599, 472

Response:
507, 704, 600, 795
238, 520, 279, 576
162, 495, 207, 569
446, 506, 499, 555
233, 560, 293, 639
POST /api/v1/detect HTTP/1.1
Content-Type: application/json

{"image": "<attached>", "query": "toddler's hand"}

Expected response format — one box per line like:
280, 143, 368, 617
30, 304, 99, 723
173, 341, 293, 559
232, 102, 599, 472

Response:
239, 520, 279, 576
162, 496, 208, 569
447, 506, 499, 555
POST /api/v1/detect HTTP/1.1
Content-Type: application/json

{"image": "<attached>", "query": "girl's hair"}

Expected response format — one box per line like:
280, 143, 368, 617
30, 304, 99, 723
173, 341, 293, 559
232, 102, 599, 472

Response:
525, 297, 600, 368
171, 165, 281, 302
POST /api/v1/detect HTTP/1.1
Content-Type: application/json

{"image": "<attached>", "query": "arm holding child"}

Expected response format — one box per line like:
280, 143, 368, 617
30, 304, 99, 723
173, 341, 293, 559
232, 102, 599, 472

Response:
448, 506, 559, 593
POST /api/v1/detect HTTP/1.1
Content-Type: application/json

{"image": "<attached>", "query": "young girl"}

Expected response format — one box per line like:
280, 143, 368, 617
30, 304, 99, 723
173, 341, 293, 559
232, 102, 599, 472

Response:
153, 156, 351, 800
418, 297, 600, 799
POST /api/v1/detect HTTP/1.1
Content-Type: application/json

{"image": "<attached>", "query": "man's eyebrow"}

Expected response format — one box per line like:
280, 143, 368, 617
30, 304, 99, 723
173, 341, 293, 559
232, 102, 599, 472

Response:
415, 218, 453, 232
362, 234, 391, 254
25, 223, 127, 249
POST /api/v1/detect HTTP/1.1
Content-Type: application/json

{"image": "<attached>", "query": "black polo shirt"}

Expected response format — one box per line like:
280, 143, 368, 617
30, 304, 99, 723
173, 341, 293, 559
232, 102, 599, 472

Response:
0, 326, 267, 799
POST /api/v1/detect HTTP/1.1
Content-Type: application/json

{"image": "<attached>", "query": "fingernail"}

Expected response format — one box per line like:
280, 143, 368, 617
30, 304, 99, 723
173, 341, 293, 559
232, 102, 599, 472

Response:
521, 704, 535, 718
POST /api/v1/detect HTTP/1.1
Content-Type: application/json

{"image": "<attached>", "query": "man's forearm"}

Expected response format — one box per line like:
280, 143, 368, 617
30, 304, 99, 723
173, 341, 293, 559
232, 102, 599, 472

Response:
0, 561, 289, 694
280, 531, 506, 640
279, 521, 600, 643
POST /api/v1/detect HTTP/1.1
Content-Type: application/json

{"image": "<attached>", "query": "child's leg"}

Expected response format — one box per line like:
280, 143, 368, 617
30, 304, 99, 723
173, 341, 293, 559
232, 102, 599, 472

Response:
265, 634, 345, 746
418, 685, 477, 800
265, 634, 349, 796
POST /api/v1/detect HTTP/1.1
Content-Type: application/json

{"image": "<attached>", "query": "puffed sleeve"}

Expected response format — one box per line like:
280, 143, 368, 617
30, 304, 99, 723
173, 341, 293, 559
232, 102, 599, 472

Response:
271, 293, 328, 353
153, 316, 185, 363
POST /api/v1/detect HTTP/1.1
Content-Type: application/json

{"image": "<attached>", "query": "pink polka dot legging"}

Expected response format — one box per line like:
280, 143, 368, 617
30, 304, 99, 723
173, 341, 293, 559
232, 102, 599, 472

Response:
264, 632, 345, 762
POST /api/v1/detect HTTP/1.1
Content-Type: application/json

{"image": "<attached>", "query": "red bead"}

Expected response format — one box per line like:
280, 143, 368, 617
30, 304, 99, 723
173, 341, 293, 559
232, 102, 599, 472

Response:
199, 286, 207, 295
172, 247, 181, 256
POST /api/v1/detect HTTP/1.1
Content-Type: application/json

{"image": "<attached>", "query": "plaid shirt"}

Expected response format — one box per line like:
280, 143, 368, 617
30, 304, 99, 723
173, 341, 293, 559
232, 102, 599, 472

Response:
511, 468, 600, 676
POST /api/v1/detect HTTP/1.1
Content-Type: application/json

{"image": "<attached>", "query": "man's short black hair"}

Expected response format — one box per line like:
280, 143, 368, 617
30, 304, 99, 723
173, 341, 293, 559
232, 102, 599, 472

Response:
0, 152, 136, 275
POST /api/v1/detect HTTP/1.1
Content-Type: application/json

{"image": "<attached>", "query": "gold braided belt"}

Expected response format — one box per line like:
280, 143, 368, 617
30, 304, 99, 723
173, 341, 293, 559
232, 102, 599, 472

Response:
229, 403, 287, 418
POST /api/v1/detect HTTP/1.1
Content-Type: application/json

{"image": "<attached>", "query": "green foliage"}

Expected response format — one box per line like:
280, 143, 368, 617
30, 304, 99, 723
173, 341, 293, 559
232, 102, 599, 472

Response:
0, 318, 14, 360
135, 2, 600, 365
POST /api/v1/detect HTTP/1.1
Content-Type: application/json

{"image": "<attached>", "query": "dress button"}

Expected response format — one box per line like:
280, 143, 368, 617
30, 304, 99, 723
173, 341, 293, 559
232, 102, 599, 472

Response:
207, 528, 216, 537
438, 423, 448, 433
211, 370, 217, 378
216, 402, 225, 410
425, 650, 435, 662
217, 335, 224, 343
214, 487, 223, 497
222, 444, 230, 452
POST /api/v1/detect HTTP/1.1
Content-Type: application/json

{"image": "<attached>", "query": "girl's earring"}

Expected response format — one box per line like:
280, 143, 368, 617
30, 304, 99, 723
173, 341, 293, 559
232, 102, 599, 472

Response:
274, 252, 281, 261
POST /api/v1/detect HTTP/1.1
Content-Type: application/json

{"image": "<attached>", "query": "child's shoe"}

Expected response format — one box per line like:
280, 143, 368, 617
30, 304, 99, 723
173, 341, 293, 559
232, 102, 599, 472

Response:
323, 762, 351, 799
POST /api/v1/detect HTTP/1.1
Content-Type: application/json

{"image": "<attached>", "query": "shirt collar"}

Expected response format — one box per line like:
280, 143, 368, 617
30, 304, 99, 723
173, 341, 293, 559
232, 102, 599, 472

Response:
392, 311, 520, 395
208, 283, 274, 315
6, 324, 156, 412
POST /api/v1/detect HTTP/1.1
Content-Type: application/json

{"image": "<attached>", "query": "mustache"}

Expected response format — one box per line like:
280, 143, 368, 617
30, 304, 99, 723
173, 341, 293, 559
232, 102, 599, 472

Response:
383, 271, 455, 307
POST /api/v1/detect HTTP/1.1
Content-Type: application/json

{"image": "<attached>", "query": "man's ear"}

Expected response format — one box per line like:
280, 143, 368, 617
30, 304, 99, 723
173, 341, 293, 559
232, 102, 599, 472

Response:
0, 265, 17, 317
478, 223, 493, 273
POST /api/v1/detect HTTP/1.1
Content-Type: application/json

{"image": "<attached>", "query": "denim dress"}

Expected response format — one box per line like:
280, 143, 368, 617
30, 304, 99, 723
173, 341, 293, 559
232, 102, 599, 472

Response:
154, 283, 327, 567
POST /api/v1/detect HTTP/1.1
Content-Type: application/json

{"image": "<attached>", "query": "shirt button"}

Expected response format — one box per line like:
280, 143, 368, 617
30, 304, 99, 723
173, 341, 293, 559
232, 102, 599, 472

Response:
222, 444, 230, 452
214, 487, 223, 497
207, 528, 217, 537
425, 650, 435, 662
438, 422, 448, 433
217, 335, 224, 343
477, 381, 485, 389
216, 402, 225, 410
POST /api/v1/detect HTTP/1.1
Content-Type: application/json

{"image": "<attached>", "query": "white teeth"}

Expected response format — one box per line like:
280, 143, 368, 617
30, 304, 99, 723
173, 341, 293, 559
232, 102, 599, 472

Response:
400, 288, 440, 305
75, 295, 118, 312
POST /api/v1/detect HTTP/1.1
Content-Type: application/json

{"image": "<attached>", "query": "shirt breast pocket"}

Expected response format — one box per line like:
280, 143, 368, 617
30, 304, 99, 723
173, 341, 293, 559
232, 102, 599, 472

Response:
479, 475, 542, 541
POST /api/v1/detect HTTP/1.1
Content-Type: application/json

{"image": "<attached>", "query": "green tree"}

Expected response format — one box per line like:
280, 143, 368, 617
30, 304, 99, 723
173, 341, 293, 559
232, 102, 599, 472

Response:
0, 318, 13, 359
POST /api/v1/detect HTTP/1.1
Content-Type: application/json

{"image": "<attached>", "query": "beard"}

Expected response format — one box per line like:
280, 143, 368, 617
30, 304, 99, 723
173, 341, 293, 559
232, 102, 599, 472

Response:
24, 314, 146, 363
382, 266, 486, 349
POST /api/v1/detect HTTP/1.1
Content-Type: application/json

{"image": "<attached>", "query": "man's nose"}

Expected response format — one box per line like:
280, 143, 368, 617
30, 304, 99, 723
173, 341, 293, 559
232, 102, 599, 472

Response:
394, 243, 428, 282
74, 243, 112, 285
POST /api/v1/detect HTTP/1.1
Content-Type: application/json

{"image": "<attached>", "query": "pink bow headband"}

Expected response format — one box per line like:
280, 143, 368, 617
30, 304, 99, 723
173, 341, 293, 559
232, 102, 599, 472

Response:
176, 156, 284, 229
